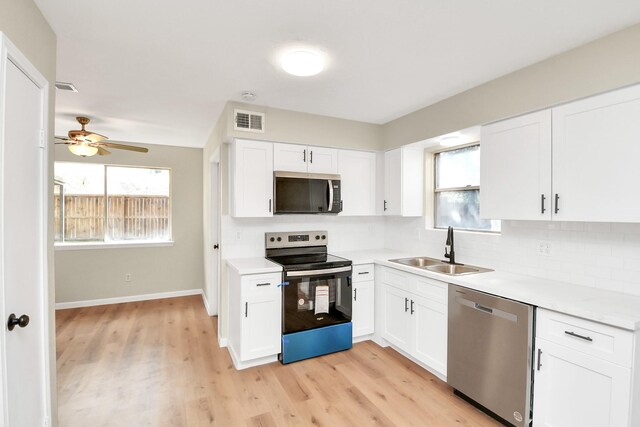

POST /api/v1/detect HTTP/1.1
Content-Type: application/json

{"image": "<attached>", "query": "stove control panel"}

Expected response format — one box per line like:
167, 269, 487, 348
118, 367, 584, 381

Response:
265, 231, 328, 249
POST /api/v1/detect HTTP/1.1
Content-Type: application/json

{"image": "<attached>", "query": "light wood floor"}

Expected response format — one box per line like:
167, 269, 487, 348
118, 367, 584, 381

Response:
56, 295, 501, 426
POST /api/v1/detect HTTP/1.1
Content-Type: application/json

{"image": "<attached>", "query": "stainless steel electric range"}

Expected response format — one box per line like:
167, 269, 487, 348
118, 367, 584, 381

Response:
265, 231, 352, 364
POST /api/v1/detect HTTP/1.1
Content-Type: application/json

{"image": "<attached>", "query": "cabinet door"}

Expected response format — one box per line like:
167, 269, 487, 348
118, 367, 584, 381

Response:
400, 147, 424, 216
381, 285, 412, 352
338, 150, 376, 216
308, 146, 338, 174
231, 139, 274, 217
412, 295, 447, 377
352, 281, 374, 338
241, 294, 281, 361
383, 148, 402, 215
533, 338, 631, 427
480, 110, 552, 220
273, 142, 308, 172
553, 84, 640, 222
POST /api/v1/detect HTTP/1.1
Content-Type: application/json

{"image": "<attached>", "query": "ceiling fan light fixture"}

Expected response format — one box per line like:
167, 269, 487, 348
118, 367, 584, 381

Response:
281, 49, 324, 76
68, 143, 98, 157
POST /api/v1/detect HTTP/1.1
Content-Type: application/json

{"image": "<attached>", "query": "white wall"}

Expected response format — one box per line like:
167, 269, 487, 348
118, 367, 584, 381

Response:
385, 217, 640, 296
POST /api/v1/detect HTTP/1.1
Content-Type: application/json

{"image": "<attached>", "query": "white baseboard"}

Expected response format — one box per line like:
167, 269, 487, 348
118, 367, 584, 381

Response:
55, 289, 204, 310
218, 337, 228, 348
201, 292, 213, 316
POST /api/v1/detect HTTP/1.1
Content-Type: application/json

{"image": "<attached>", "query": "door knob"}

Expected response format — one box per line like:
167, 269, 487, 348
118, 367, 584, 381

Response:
7, 313, 29, 331
213, 244, 219, 249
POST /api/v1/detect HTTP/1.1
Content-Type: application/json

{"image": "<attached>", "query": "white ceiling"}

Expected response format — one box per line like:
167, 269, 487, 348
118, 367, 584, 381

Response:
35, 1, 640, 148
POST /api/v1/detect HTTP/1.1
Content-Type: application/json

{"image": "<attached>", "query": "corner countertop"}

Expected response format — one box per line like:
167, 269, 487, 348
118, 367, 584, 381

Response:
226, 257, 282, 275
334, 249, 640, 331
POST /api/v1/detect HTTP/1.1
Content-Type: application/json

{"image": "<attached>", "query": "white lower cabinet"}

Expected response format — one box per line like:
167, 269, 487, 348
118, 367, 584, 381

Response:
533, 309, 635, 427
228, 270, 282, 369
378, 267, 447, 378
352, 264, 375, 338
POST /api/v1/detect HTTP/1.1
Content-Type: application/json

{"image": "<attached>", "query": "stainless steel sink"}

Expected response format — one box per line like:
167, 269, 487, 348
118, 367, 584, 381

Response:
389, 257, 492, 276
426, 264, 491, 276
389, 257, 443, 268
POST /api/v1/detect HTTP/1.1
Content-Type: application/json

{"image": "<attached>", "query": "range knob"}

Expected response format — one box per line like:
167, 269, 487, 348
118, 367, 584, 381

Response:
277, 237, 282, 242
315, 235, 320, 240
321, 235, 326, 240
269, 237, 275, 242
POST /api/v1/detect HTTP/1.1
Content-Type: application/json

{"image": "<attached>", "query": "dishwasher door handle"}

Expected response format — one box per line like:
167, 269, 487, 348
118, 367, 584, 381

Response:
474, 303, 493, 314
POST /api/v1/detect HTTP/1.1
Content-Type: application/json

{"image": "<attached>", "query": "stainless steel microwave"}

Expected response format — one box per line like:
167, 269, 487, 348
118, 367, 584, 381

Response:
274, 171, 342, 214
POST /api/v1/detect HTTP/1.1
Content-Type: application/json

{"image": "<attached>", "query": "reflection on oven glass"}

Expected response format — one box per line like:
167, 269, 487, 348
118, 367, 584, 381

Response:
297, 279, 338, 312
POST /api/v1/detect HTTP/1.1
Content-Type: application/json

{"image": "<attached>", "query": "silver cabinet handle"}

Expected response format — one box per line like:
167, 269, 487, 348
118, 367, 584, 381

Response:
537, 348, 543, 371
303, 149, 306, 162
410, 299, 414, 315
404, 297, 409, 312
256, 282, 270, 287
245, 302, 248, 317
564, 330, 592, 342
354, 288, 357, 301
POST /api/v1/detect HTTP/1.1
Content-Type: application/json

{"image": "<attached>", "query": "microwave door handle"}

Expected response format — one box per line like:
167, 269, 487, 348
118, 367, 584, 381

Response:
327, 179, 333, 212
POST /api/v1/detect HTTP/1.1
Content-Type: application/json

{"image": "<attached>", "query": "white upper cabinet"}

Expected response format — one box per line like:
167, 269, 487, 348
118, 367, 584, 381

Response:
384, 147, 424, 216
338, 149, 377, 216
481, 83, 640, 223
230, 139, 274, 217
480, 110, 552, 220
273, 142, 338, 174
552, 84, 640, 222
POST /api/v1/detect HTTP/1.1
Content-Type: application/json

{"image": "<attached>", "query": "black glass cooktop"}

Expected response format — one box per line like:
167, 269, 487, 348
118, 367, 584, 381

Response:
267, 253, 351, 271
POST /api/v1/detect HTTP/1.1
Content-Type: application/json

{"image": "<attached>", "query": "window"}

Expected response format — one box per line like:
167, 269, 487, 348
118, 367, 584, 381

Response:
434, 144, 500, 232
54, 162, 171, 244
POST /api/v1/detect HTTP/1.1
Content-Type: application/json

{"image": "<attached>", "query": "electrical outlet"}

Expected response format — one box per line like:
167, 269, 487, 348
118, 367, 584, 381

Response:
235, 230, 242, 241
537, 241, 552, 256
124, 273, 132, 282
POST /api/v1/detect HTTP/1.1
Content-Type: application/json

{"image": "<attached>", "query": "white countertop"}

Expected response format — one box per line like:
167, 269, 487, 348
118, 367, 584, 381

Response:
226, 257, 282, 275
228, 249, 640, 331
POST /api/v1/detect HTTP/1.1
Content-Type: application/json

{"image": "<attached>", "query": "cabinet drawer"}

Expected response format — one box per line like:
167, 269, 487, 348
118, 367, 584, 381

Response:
414, 276, 447, 305
536, 309, 633, 367
380, 267, 415, 293
353, 264, 375, 282
241, 273, 283, 296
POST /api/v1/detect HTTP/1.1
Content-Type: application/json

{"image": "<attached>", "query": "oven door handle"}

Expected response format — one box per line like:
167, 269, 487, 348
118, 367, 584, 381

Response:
327, 179, 334, 212
286, 266, 351, 277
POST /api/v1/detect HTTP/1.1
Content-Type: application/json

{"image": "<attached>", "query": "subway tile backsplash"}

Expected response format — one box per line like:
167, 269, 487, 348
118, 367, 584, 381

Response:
385, 218, 640, 297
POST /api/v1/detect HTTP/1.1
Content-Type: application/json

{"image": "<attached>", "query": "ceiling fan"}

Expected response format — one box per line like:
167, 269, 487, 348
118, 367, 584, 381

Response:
55, 116, 149, 157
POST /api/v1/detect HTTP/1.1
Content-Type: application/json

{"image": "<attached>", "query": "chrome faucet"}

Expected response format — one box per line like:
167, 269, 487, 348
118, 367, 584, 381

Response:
444, 226, 456, 264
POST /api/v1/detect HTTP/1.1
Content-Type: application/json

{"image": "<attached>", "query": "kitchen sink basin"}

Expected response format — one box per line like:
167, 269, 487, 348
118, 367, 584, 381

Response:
389, 257, 492, 276
389, 257, 443, 268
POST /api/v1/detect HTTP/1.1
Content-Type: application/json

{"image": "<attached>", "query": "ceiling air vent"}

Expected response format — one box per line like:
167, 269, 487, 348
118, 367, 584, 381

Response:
234, 109, 265, 133
55, 81, 78, 92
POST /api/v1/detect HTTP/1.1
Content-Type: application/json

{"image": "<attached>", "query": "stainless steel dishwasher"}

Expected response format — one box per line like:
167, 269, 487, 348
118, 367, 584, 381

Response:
448, 284, 534, 427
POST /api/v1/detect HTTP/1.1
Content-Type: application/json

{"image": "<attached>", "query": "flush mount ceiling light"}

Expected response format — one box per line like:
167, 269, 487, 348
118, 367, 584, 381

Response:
439, 135, 462, 147
281, 49, 324, 76
241, 91, 257, 101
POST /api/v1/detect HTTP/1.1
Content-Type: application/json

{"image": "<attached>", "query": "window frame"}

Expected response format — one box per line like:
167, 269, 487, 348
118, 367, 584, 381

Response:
54, 162, 173, 247
433, 142, 500, 234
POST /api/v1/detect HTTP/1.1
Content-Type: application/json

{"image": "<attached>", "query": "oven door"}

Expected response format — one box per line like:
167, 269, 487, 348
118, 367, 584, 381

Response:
283, 266, 352, 334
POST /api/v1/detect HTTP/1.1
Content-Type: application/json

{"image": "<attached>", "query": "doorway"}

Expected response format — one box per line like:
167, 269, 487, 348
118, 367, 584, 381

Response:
207, 149, 221, 326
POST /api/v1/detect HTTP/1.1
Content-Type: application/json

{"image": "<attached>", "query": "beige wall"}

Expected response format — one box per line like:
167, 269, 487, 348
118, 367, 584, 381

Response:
0, 0, 58, 423
226, 101, 383, 150
383, 23, 640, 148
55, 143, 204, 303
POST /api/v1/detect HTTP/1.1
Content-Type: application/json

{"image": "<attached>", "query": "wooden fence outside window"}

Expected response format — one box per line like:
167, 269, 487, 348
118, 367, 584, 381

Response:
54, 195, 170, 242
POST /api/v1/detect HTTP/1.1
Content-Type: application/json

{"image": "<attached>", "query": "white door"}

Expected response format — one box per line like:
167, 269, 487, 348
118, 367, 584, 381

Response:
533, 338, 631, 427
241, 294, 281, 361
553, 84, 640, 222
480, 109, 552, 220
1, 55, 48, 425
273, 142, 308, 172
338, 150, 376, 216
352, 281, 374, 338
383, 149, 401, 215
231, 139, 274, 217
381, 285, 411, 352
208, 159, 220, 315
307, 146, 338, 174
412, 295, 447, 377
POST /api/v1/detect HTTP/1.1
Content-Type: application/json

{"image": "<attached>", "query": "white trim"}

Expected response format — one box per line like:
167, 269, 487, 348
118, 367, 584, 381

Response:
0, 32, 52, 426
55, 289, 203, 310
55, 240, 174, 251
201, 290, 213, 316
218, 337, 228, 348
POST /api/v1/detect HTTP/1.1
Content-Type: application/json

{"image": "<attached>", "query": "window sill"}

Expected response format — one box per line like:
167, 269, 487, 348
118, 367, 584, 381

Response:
54, 241, 175, 251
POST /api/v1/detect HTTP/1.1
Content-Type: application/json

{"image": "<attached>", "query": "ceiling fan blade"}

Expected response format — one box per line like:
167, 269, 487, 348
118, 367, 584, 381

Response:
97, 146, 111, 156
55, 136, 73, 141
85, 132, 108, 143
98, 142, 148, 153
